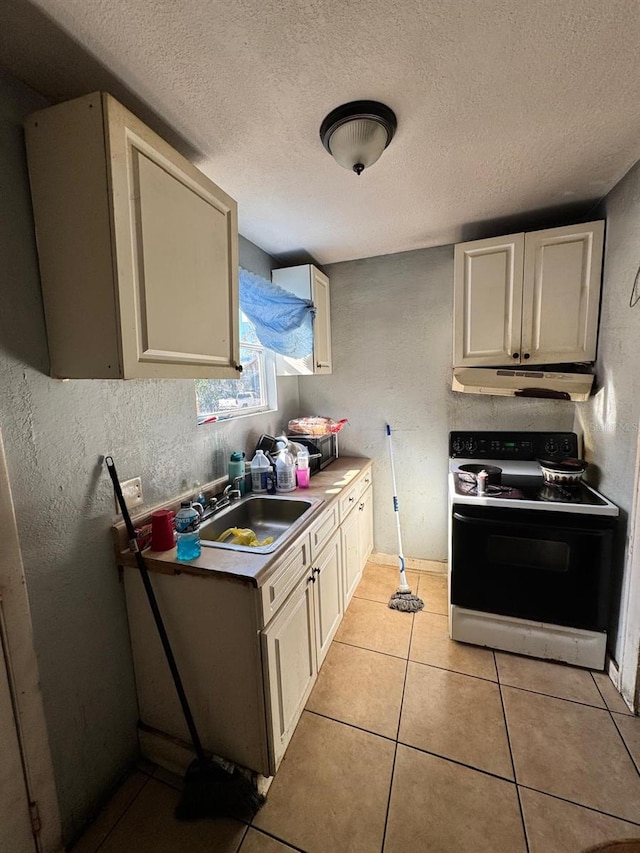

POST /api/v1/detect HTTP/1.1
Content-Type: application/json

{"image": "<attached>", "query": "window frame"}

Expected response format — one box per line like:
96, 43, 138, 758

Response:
195, 317, 278, 425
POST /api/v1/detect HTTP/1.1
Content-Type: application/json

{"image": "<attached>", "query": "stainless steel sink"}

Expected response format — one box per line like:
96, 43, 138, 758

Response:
200, 494, 322, 553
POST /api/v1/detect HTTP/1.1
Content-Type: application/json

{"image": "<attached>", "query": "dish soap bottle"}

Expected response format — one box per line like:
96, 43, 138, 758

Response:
174, 501, 201, 561
275, 449, 296, 492
296, 448, 310, 488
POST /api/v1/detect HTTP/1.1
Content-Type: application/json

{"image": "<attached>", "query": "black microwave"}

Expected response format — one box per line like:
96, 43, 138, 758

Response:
291, 434, 337, 474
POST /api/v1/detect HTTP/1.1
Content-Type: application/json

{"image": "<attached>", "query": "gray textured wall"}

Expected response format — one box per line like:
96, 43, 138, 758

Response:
0, 71, 299, 843
575, 164, 640, 661
299, 248, 575, 561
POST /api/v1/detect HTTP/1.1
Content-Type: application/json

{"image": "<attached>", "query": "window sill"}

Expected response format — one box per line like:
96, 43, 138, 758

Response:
197, 405, 276, 426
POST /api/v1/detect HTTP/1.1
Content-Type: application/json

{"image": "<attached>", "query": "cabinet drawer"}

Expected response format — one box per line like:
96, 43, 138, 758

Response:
339, 469, 373, 523
261, 535, 311, 625
339, 482, 359, 521
359, 469, 373, 498
309, 504, 339, 561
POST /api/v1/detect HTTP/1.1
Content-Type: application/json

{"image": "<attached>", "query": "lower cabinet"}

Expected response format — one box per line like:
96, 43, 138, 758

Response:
262, 570, 317, 769
341, 485, 374, 608
341, 504, 361, 606
262, 531, 343, 769
358, 486, 374, 568
124, 464, 373, 780
312, 530, 343, 666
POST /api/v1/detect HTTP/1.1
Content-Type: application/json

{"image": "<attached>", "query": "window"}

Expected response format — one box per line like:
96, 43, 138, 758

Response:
195, 311, 277, 424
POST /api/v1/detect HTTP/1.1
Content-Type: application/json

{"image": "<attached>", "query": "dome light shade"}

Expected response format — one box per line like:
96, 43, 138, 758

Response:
320, 101, 397, 176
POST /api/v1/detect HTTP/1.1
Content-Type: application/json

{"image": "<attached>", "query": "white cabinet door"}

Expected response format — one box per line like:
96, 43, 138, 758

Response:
107, 96, 239, 379
453, 222, 604, 369
521, 221, 604, 365
312, 531, 343, 666
340, 480, 373, 610
25, 92, 240, 379
357, 486, 374, 568
341, 505, 361, 608
262, 572, 316, 769
311, 267, 332, 374
453, 234, 525, 367
272, 264, 332, 376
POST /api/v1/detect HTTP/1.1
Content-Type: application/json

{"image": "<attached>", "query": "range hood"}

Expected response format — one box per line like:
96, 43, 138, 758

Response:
452, 367, 594, 402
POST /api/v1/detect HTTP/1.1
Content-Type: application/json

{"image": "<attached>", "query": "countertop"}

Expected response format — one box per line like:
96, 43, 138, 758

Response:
113, 456, 372, 587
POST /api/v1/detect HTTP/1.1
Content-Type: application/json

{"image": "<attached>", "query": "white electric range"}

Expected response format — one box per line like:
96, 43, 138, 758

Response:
448, 431, 619, 669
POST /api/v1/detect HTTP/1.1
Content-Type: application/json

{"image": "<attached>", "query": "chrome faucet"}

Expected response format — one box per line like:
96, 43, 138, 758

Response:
200, 478, 244, 522
223, 476, 243, 501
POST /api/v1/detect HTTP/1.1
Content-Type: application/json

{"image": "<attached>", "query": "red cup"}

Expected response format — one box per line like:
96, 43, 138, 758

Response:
151, 509, 175, 551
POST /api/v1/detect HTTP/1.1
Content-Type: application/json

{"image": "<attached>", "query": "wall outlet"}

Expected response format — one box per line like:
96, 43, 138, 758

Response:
116, 477, 144, 513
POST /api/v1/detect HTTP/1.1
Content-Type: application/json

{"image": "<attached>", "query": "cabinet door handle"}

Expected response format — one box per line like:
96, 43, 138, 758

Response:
235, 363, 244, 372
348, 496, 355, 503
312, 567, 321, 575
523, 353, 531, 360
512, 352, 520, 360
307, 575, 316, 584
359, 503, 365, 511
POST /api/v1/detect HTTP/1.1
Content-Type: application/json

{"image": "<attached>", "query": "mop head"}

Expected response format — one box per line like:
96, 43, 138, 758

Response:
175, 757, 265, 822
388, 588, 425, 612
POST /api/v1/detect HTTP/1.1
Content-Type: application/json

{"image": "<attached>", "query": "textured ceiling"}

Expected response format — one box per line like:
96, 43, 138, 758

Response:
3, 0, 640, 263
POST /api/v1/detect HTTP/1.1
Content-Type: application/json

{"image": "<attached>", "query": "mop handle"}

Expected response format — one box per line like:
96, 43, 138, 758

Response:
105, 456, 206, 764
386, 425, 409, 586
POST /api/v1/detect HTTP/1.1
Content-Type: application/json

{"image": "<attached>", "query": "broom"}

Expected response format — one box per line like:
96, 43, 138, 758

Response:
105, 456, 264, 821
385, 425, 424, 613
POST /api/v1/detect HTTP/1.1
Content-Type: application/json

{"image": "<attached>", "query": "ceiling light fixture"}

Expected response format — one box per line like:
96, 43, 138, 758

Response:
319, 100, 397, 176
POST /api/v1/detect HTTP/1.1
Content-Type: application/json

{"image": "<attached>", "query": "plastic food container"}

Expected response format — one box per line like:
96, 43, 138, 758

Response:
287, 417, 348, 436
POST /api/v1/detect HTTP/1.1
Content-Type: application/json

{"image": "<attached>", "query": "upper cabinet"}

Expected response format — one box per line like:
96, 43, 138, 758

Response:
453, 221, 604, 368
25, 93, 240, 379
272, 264, 332, 376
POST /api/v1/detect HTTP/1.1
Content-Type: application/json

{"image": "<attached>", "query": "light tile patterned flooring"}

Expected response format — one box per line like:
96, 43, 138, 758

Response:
71, 564, 640, 853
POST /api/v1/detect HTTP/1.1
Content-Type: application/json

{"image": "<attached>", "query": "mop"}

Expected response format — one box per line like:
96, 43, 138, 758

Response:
386, 424, 425, 612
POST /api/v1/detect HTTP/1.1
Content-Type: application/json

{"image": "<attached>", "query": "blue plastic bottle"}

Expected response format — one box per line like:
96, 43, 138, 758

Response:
175, 501, 201, 561
228, 451, 246, 495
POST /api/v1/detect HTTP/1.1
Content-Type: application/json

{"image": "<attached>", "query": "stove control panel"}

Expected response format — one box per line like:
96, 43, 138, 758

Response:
449, 431, 579, 460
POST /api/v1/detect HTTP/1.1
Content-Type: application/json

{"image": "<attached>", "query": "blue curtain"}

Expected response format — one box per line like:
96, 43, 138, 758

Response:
239, 268, 315, 358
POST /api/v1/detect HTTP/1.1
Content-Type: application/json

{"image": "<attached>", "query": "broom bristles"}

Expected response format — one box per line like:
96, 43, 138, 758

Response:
175, 758, 264, 822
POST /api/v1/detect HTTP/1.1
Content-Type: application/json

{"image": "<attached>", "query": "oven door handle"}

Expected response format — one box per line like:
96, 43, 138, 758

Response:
452, 510, 611, 536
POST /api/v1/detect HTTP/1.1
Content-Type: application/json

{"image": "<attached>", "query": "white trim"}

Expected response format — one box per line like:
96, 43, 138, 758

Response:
616, 427, 640, 713
450, 605, 607, 670
606, 655, 621, 688
138, 726, 274, 799
0, 430, 63, 852
368, 552, 447, 575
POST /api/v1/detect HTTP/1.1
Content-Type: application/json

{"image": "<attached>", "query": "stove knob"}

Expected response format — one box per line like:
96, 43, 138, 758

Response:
452, 437, 465, 454
465, 438, 478, 454
544, 439, 558, 456
561, 440, 571, 454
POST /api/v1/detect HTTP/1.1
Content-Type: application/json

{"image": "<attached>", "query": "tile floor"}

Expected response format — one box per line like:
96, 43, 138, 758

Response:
71, 563, 640, 853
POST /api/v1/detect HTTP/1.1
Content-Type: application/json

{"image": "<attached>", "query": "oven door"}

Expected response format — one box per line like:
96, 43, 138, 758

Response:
451, 504, 616, 631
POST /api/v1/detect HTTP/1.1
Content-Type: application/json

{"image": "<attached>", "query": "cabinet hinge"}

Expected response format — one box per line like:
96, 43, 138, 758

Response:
30, 801, 41, 836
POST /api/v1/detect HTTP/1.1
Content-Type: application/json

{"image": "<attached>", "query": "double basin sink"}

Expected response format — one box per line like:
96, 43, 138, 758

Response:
199, 493, 323, 554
